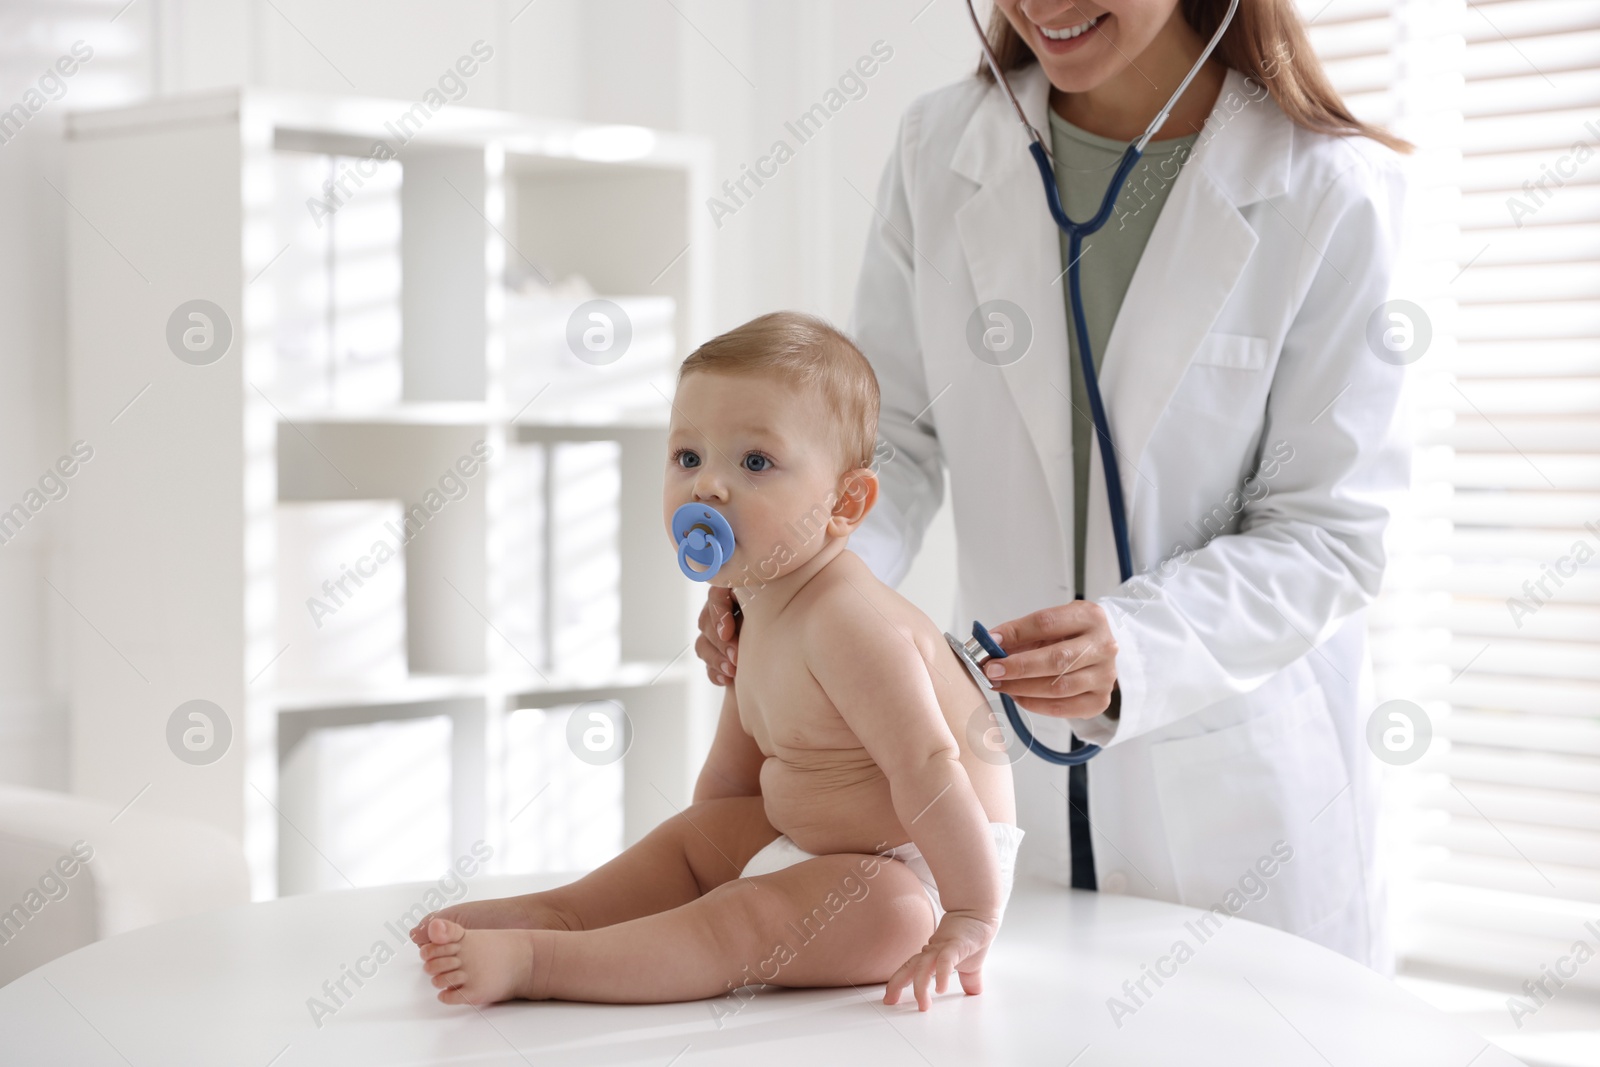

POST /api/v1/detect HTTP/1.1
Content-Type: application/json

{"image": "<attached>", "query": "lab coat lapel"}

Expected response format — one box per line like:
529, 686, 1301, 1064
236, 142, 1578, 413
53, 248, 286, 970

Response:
953, 64, 1077, 561
1082, 67, 1290, 592
950, 65, 1291, 592
1097, 67, 1283, 483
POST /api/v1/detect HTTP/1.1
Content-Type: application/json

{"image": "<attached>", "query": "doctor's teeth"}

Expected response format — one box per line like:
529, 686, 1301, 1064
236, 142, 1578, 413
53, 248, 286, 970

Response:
1039, 14, 1103, 39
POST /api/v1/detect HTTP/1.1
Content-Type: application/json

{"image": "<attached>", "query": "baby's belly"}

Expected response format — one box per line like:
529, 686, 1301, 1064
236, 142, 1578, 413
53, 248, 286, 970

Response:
759, 755, 909, 856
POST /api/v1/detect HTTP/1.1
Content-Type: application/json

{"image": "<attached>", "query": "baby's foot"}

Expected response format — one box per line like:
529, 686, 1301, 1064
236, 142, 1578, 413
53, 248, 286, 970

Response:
420, 917, 552, 1006
408, 895, 574, 946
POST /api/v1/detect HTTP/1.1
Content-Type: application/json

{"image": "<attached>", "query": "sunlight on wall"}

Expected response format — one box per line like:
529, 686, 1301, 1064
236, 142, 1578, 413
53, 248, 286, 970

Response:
279, 715, 452, 894
551, 441, 621, 675
271, 151, 403, 408
501, 703, 624, 874
275, 501, 408, 688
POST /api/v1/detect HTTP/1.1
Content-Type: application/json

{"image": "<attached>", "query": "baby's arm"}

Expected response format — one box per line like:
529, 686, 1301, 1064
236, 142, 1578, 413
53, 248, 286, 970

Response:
804, 601, 1002, 1010
693, 684, 766, 803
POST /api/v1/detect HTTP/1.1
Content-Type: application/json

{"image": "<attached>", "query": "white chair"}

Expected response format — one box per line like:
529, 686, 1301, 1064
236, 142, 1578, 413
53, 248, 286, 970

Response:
0, 785, 250, 986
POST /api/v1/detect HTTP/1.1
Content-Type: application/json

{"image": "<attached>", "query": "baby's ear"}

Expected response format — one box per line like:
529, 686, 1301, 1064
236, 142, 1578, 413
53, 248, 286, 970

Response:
831, 468, 879, 533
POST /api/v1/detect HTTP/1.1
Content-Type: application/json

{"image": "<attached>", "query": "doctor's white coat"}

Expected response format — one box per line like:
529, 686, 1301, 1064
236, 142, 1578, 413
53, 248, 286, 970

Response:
848, 64, 1410, 970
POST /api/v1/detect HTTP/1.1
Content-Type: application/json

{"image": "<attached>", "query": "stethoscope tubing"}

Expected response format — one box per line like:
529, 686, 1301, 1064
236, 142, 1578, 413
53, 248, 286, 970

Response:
1027, 139, 1141, 587
992, 133, 1135, 768
959, 0, 1244, 763
1002, 690, 1102, 766
963, 620, 1103, 766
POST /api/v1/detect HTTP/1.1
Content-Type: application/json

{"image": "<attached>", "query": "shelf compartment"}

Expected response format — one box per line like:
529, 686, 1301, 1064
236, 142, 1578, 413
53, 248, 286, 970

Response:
64, 88, 713, 901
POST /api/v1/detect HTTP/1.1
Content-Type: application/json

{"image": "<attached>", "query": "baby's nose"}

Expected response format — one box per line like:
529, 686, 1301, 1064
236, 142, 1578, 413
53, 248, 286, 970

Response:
692, 474, 728, 503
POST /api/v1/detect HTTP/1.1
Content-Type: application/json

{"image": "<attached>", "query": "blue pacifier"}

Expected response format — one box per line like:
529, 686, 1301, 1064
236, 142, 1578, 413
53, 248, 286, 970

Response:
671, 502, 736, 582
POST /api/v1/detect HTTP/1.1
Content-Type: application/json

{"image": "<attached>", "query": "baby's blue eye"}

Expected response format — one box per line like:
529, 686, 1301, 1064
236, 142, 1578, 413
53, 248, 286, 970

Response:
744, 453, 771, 472
674, 449, 701, 469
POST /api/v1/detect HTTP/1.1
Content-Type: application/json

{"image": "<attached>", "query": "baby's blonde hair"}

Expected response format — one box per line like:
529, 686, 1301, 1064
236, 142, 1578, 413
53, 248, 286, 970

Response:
677, 311, 880, 473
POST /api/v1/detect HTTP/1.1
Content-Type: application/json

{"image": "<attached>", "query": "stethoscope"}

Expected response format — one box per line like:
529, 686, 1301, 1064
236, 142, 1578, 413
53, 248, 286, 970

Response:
945, 0, 1240, 765
667, 0, 1240, 768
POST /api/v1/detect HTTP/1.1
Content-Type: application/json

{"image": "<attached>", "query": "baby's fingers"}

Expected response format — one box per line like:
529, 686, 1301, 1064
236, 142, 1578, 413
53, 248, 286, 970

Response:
933, 945, 960, 995
882, 953, 920, 1005
886, 950, 938, 1008
959, 966, 984, 996
913, 952, 942, 1012
885, 945, 971, 1011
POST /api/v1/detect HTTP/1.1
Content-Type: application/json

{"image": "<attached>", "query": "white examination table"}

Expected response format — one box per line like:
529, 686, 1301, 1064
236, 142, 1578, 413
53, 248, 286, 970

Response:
0, 871, 1523, 1065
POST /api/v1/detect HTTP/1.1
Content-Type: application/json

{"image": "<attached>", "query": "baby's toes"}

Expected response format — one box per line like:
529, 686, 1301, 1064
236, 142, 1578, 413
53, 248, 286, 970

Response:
427, 917, 466, 945
410, 909, 456, 944
419, 940, 458, 962
408, 916, 430, 945
423, 954, 460, 976
434, 970, 481, 1005
437, 984, 475, 1005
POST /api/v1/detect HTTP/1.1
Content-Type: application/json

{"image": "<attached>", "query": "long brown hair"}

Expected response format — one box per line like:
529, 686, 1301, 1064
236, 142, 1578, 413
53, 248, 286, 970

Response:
976, 0, 1412, 153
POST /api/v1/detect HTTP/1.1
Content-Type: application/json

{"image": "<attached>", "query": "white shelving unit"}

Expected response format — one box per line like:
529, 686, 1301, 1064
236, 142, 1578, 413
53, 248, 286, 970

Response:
63, 89, 715, 899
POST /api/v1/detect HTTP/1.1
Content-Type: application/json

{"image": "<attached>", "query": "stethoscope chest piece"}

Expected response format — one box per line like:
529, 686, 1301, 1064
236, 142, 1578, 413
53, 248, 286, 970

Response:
946, 619, 1007, 687
945, 619, 1103, 767
671, 502, 736, 582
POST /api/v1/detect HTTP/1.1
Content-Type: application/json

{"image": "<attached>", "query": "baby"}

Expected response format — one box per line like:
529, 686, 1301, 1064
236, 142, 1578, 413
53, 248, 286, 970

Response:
412, 311, 1023, 1012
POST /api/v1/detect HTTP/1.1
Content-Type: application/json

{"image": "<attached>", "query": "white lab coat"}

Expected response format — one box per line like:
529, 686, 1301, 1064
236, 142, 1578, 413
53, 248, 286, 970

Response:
848, 64, 1410, 970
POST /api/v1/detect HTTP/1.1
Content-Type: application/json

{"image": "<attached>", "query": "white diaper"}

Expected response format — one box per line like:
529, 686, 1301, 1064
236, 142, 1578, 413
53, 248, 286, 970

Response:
739, 822, 1026, 927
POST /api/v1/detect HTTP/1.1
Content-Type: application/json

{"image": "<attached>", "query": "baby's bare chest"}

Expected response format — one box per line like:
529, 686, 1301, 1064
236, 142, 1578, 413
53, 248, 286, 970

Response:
733, 627, 858, 756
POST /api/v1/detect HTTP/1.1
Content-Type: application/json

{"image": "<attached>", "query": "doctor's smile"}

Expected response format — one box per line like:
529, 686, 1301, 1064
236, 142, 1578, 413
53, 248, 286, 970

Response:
18, 0, 1563, 1061
1030, 11, 1110, 53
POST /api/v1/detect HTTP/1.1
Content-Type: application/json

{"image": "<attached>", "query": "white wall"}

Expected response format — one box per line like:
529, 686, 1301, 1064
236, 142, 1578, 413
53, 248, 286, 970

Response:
0, 0, 972, 790
0, 1, 157, 788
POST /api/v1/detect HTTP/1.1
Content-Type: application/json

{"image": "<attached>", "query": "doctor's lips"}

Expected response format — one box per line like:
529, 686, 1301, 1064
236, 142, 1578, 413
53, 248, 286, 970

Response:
1032, 11, 1109, 52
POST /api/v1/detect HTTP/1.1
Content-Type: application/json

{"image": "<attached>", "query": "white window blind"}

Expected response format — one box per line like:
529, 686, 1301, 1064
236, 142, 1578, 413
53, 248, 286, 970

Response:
1306, 0, 1600, 992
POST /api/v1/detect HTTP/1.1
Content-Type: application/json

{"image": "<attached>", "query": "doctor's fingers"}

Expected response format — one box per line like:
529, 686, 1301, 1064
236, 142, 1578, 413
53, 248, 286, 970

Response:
696, 592, 739, 683
703, 586, 740, 642
992, 659, 1116, 701
989, 600, 1109, 651
695, 631, 736, 685
984, 633, 1115, 684
1009, 689, 1116, 721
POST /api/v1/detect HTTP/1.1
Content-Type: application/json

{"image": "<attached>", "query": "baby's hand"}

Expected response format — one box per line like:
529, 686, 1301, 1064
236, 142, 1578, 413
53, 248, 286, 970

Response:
882, 911, 998, 1011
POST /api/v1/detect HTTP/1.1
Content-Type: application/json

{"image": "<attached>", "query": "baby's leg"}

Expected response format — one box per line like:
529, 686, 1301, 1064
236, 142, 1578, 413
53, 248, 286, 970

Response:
421, 852, 936, 1005
409, 795, 778, 944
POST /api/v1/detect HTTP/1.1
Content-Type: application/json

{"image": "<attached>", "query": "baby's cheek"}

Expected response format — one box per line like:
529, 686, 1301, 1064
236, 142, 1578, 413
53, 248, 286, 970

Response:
750, 531, 797, 578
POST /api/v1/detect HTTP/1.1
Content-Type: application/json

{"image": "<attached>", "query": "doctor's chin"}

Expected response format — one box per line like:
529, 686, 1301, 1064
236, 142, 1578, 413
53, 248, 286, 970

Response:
0, 1, 1593, 1066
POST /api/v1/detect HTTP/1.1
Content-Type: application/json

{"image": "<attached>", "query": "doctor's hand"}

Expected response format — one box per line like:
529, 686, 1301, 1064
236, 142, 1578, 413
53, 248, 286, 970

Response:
986, 601, 1119, 720
883, 911, 996, 1012
695, 587, 741, 686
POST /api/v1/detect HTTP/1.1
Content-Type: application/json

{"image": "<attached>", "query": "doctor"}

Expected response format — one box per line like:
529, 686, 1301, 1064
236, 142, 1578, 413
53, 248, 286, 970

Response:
698, 0, 1411, 970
